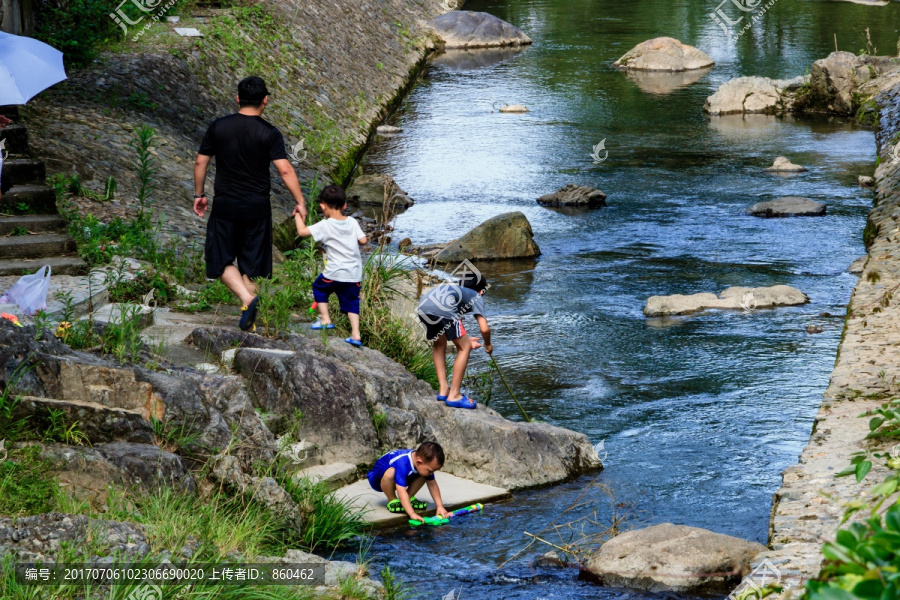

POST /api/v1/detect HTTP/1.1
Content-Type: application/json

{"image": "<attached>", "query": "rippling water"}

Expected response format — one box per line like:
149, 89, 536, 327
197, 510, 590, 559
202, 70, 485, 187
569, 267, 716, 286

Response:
340, 0, 900, 598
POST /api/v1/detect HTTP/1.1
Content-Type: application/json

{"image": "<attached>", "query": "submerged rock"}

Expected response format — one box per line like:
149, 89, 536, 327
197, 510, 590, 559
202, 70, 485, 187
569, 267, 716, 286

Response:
643, 285, 809, 317
537, 184, 607, 209
433, 211, 541, 263
764, 156, 808, 173
427, 11, 532, 49
858, 175, 875, 187
613, 37, 713, 72
584, 523, 765, 593
747, 197, 825, 218
498, 104, 529, 113
346, 174, 414, 209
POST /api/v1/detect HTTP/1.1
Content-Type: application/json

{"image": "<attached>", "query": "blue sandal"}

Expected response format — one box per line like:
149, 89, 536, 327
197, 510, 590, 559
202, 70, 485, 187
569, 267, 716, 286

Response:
344, 337, 363, 347
437, 395, 448, 402
445, 395, 476, 409
310, 321, 335, 330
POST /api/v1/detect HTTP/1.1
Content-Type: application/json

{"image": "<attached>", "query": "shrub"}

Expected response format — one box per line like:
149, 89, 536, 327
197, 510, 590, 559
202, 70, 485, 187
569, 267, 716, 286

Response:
33, 0, 119, 67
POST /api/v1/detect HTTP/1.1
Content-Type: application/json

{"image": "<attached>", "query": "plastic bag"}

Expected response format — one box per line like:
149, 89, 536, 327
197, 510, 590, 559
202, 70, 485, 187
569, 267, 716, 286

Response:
0, 265, 52, 315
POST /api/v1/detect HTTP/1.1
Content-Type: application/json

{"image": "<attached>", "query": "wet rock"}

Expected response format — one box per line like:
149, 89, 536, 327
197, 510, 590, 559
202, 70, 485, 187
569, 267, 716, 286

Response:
806, 325, 824, 334
858, 175, 875, 187
704, 76, 807, 115
433, 212, 541, 263
802, 51, 899, 114
190, 327, 601, 490
498, 104, 529, 113
584, 523, 765, 592
764, 157, 808, 173
537, 184, 607, 208
535, 550, 567, 567
427, 11, 532, 49
747, 197, 825, 218
346, 174, 414, 209
644, 285, 809, 317
0, 513, 150, 562
847, 256, 867, 274
376, 125, 402, 134
613, 37, 713, 72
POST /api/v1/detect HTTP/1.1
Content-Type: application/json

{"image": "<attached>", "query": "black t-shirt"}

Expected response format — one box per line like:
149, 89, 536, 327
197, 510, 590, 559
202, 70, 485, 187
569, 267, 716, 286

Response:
198, 113, 288, 220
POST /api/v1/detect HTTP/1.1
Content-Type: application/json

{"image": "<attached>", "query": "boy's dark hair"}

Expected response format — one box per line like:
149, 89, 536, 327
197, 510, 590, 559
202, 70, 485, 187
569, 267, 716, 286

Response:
318, 184, 346, 209
416, 441, 445, 466
459, 270, 488, 293
238, 76, 269, 107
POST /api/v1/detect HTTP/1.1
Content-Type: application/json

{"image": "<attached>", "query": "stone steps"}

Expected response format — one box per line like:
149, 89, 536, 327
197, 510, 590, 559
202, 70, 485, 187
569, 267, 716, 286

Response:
1, 124, 28, 156
1, 158, 45, 188
0, 232, 77, 259
0, 184, 58, 213
0, 255, 87, 277
0, 214, 66, 235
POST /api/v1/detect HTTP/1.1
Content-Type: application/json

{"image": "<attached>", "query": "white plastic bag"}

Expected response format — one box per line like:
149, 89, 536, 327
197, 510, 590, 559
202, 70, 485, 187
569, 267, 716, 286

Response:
0, 265, 52, 315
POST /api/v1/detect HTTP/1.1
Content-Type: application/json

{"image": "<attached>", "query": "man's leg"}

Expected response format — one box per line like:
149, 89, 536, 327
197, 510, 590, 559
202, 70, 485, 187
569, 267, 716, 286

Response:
221, 265, 256, 307
447, 334, 473, 402
432, 334, 450, 397
242, 275, 258, 297
379, 467, 398, 502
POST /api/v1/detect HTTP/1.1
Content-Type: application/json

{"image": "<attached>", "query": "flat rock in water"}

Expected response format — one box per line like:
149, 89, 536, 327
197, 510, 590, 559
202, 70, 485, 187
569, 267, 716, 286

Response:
537, 184, 607, 208
764, 156, 808, 173
346, 174, 414, 208
644, 285, 809, 317
858, 175, 874, 187
427, 11, 532, 49
703, 76, 806, 115
613, 37, 713, 72
433, 211, 541, 263
584, 523, 765, 592
747, 197, 825, 217
498, 104, 529, 113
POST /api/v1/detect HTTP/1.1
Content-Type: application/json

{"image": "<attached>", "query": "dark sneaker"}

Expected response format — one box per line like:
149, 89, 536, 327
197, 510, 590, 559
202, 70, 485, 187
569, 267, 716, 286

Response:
239, 296, 259, 331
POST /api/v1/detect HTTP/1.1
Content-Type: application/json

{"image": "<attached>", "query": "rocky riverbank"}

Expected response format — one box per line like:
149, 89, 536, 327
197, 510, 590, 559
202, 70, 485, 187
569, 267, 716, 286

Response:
727, 68, 900, 599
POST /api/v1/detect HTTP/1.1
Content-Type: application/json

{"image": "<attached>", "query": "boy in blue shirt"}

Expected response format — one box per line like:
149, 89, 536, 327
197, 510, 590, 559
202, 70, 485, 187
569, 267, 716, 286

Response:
367, 442, 450, 523
295, 184, 368, 346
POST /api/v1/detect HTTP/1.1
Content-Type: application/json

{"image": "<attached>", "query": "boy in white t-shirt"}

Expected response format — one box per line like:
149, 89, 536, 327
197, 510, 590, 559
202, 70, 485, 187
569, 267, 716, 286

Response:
295, 185, 368, 346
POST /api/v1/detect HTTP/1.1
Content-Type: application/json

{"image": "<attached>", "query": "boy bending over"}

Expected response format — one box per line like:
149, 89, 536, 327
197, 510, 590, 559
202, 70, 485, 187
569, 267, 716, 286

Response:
367, 442, 450, 523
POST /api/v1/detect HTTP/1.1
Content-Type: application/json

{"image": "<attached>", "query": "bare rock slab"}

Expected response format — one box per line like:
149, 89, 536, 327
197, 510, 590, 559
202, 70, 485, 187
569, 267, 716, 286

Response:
747, 197, 825, 218
584, 523, 765, 593
537, 184, 607, 209
433, 211, 541, 263
427, 11, 532, 49
346, 174, 414, 208
704, 76, 807, 115
296, 462, 358, 491
644, 285, 809, 317
764, 156, 808, 173
613, 37, 713, 72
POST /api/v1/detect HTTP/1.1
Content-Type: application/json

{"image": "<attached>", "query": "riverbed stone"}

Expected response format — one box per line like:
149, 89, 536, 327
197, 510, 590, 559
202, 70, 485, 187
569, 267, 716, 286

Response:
747, 197, 826, 217
433, 211, 541, 263
498, 104, 529, 113
704, 76, 807, 115
613, 37, 713, 71
426, 11, 532, 49
537, 184, 607, 208
764, 157, 808, 173
858, 175, 875, 187
644, 285, 809, 317
346, 174, 414, 209
584, 523, 765, 593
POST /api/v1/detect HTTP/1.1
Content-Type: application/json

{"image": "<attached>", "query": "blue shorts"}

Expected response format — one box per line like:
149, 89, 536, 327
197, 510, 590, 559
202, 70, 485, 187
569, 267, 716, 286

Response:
367, 454, 394, 491
312, 274, 361, 315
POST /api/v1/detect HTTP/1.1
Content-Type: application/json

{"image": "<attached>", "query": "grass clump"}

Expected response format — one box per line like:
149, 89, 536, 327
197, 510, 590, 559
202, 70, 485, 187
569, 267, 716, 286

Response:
277, 476, 369, 553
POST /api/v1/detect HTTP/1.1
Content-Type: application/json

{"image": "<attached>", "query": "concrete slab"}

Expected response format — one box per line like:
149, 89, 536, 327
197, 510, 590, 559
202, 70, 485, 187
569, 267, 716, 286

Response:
139, 309, 235, 368
333, 472, 510, 528
296, 462, 358, 491
0, 271, 107, 319
91, 303, 155, 329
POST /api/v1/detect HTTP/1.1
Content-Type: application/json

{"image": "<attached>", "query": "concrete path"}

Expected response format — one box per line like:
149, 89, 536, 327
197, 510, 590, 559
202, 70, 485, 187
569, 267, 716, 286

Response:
334, 472, 510, 528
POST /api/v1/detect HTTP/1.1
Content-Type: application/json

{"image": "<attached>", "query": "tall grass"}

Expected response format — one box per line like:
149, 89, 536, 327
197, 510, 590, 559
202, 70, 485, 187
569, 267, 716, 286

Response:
277, 476, 369, 553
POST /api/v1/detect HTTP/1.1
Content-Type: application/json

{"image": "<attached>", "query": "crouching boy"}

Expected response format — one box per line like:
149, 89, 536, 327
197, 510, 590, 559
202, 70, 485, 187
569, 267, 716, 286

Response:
367, 442, 450, 523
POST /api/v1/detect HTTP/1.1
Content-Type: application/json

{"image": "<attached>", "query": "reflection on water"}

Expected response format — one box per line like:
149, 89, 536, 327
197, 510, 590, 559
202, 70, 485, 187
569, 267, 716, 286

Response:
624, 67, 713, 95
346, 0, 898, 598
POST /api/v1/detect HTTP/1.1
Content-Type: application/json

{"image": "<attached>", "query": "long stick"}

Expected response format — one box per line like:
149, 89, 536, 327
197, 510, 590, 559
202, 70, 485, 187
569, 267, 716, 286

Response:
488, 352, 532, 423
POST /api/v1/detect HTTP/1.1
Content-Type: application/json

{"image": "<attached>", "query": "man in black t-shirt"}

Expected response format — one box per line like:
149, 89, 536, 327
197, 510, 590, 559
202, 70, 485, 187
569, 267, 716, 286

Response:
193, 76, 308, 331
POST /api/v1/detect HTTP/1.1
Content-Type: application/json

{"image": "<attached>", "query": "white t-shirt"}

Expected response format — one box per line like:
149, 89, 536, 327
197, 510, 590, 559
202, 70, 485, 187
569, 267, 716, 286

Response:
308, 217, 366, 282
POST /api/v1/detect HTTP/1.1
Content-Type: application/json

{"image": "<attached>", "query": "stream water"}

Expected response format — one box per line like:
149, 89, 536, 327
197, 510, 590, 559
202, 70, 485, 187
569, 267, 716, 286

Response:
340, 1, 900, 598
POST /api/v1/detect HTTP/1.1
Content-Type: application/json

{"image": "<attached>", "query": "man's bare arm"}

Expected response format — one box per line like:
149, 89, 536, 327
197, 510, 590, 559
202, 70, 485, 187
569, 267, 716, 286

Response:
273, 159, 307, 220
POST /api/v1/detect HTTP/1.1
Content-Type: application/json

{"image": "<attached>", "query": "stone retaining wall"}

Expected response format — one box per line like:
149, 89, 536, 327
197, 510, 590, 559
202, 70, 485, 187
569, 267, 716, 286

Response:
19, 0, 451, 245
729, 76, 900, 599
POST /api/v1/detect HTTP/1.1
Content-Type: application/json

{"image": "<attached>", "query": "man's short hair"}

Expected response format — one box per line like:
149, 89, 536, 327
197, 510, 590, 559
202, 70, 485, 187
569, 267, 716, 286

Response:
459, 270, 488, 293
416, 441, 445, 466
318, 185, 346, 210
238, 76, 269, 107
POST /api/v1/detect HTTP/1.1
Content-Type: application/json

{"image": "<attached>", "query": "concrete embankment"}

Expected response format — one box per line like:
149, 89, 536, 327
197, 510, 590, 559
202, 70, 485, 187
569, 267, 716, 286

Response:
729, 76, 900, 598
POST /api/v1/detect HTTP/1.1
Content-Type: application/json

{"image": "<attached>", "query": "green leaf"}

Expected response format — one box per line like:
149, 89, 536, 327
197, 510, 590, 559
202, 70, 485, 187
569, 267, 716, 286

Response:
870, 417, 886, 431
870, 479, 899, 497
856, 461, 873, 483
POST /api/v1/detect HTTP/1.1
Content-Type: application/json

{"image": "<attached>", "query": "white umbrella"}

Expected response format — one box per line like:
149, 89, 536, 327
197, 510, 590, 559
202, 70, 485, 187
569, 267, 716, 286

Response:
0, 31, 67, 105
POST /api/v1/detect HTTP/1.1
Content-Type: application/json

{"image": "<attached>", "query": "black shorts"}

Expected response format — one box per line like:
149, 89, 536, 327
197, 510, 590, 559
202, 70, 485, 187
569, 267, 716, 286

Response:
419, 314, 467, 342
205, 213, 272, 279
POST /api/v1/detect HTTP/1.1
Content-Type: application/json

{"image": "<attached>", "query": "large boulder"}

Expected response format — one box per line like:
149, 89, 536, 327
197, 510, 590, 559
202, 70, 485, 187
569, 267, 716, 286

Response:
800, 51, 899, 114
613, 37, 713, 72
537, 184, 607, 209
433, 211, 541, 263
644, 285, 809, 317
584, 524, 765, 593
426, 11, 532, 49
346, 174, 414, 209
704, 76, 807, 115
189, 327, 602, 490
747, 197, 825, 217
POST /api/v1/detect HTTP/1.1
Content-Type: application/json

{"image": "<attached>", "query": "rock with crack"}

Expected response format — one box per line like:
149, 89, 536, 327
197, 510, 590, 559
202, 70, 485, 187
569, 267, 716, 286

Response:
190, 327, 602, 490
583, 523, 766, 593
